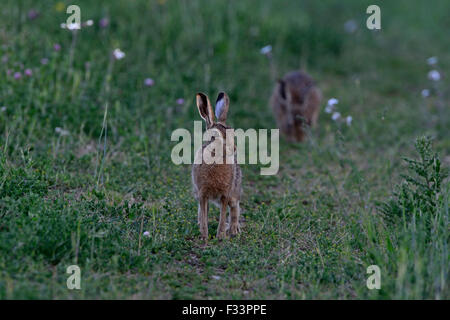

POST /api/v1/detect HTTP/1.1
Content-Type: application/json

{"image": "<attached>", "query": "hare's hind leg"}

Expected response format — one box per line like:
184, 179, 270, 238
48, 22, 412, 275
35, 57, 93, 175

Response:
216, 197, 228, 240
228, 200, 241, 237
199, 196, 209, 241
308, 88, 321, 128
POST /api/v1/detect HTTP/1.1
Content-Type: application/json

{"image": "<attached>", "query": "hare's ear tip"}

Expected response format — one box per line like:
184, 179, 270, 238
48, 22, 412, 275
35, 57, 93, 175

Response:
196, 92, 209, 103
216, 92, 229, 102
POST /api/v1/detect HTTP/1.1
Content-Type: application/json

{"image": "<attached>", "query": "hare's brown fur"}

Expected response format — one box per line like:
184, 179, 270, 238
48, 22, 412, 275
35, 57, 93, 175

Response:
192, 92, 242, 241
271, 70, 321, 142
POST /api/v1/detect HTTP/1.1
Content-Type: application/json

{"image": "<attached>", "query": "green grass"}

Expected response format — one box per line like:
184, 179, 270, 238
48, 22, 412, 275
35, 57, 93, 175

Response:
0, 0, 449, 299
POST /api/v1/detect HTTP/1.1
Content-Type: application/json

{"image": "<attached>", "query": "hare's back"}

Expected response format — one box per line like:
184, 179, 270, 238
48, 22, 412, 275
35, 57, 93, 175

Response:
283, 70, 314, 87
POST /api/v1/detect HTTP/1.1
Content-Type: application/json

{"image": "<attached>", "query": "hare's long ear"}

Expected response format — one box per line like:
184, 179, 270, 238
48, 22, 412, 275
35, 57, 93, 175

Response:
196, 92, 214, 127
215, 92, 229, 124
278, 79, 286, 100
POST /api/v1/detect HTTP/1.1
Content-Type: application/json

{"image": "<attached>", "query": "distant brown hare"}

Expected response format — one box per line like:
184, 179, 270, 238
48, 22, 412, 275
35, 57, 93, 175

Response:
270, 71, 321, 142
192, 92, 242, 241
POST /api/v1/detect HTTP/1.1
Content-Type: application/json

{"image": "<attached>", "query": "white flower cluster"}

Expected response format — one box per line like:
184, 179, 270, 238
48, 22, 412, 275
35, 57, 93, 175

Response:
61, 20, 94, 30
428, 70, 441, 81
61, 22, 80, 30
55, 127, 70, 136
260, 45, 272, 55
427, 56, 438, 65
421, 89, 430, 98
422, 56, 441, 98
113, 48, 126, 60
325, 98, 352, 126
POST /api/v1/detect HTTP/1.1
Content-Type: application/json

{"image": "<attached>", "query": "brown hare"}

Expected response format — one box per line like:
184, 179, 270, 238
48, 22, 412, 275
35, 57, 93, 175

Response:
270, 70, 321, 142
192, 92, 242, 241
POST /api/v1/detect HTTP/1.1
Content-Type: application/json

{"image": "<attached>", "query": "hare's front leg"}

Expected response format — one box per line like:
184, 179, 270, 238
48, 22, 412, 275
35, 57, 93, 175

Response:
199, 196, 209, 241
216, 198, 228, 240
229, 201, 241, 236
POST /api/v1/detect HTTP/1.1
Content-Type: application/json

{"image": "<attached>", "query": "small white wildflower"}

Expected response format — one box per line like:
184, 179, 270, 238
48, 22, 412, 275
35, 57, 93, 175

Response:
346, 116, 353, 126
428, 70, 441, 81
344, 20, 358, 33
260, 45, 272, 55
327, 98, 339, 106
325, 104, 335, 113
1, 106, 6, 112
55, 127, 69, 136
85, 20, 94, 26
212, 275, 221, 280
331, 112, 341, 121
113, 48, 125, 60
144, 78, 155, 87
325, 98, 339, 113
426, 56, 438, 65
421, 89, 430, 98
67, 23, 81, 30
143, 231, 150, 237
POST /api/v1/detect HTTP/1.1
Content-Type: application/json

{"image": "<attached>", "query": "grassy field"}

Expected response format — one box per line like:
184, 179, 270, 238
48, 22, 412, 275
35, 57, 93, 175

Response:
0, 0, 448, 299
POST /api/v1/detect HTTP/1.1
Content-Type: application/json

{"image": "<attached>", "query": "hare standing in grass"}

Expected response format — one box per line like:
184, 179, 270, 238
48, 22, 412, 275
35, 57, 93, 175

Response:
271, 71, 321, 142
192, 92, 242, 241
